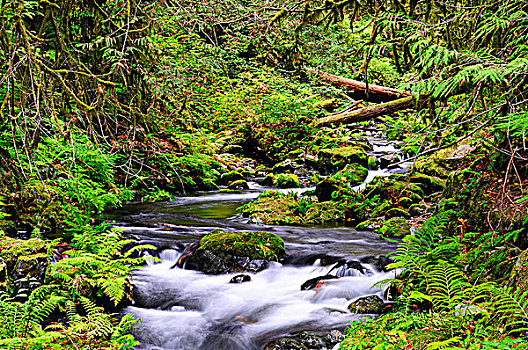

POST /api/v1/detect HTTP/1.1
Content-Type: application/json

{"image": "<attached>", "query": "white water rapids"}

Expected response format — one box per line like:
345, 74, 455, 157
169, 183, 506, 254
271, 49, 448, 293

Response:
125, 249, 397, 350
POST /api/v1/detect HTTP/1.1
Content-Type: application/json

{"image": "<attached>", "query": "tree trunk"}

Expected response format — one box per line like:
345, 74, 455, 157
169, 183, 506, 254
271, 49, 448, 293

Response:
310, 70, 410, 103
317, 95, 427, 126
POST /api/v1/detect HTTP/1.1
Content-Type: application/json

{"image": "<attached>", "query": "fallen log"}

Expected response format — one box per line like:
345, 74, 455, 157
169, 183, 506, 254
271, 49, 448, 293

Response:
310, 70, 410, 103
317, 95, 427, 127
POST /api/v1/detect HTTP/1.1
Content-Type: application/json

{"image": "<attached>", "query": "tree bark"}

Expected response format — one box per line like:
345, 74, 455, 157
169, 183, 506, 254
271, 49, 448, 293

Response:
317, 95, 427, 126
310, 70, 410, 103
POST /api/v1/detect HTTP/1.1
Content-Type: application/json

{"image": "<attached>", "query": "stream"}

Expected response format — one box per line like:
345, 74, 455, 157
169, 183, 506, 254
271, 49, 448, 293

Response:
104, 136, 408, 350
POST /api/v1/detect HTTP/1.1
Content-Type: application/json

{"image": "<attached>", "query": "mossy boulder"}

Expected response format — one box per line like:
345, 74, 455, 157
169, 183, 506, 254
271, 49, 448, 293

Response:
273, 174, 300, 188
0, 237, 48, 296
409, 173, 446, 196
377, 218, 411, 238
219, 170, 245, 185
348, 295, 385, 314
315, 164, 368, 201
356, 220, 382, 231
272, 159, 298, 174
227, 179, 249, 190
365, 177, 424, 201
414, 156, 463, 179
317, 146, 368, 174
258, 173, 275, 186
186, 230, 285, 274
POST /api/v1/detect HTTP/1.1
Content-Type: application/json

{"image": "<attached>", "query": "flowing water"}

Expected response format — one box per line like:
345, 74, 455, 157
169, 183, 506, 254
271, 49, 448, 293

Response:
104, 137, 406, 350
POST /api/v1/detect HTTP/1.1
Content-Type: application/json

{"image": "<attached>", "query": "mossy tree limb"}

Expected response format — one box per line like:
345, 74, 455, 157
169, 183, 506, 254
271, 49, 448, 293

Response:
317, 95, 428, 127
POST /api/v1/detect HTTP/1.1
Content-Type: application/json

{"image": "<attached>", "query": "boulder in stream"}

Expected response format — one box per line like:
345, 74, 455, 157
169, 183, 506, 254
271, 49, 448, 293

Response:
186, 230, 285, 275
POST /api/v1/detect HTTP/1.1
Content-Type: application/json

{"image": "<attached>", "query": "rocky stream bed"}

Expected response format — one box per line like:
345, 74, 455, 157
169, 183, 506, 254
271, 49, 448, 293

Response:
101, 136, 411, 350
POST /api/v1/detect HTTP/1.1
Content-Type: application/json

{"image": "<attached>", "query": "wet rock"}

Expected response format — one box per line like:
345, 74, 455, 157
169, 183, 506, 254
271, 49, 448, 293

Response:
330, 260, 367, 277
263, 330, 344, 350
348, 295, 385, 314
186, 249, 270, 275
379, 154, 396, 168
327, 329, 345, 343
227, 179, 249, 190
300, 275, 339, 291
284, 254, 343, 267
229, 274, 251, 283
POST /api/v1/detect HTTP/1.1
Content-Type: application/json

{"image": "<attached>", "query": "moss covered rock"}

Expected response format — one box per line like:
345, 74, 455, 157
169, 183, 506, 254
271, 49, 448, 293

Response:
199, 230, 284, 261
377, 218, 411, 238
219, 170, 245, 185
0, 237, 48, 295
348, 295, 385, 314
315, 164, 368, 201
228, 179, 249, 190
273, 174, 300, 188
317, 146, 368, 174
409, 173, 446, 195
272, 159, 298, 174
186, 230, 285, 275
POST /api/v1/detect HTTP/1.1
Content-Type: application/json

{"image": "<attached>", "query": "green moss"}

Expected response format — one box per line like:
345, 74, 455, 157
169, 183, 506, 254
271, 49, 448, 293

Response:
273, 174, 300, 188
198, 230, 285, 261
